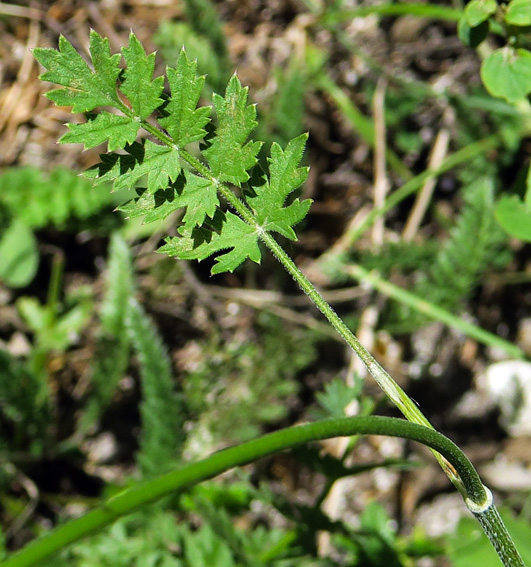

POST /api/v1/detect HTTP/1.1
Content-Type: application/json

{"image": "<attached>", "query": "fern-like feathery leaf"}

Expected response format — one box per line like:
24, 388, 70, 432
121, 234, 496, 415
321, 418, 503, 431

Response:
126, 298, 185, 475
420, 176, 508, 311
79, 233, 133, 433
36, 31, 313, 276
100, 233, 135, 335
0, 166, 115, 229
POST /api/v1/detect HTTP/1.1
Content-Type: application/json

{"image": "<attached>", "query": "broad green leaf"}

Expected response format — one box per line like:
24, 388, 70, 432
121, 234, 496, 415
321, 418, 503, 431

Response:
33, 30, 121, 112
247, 134, 312, 240
458, 16, 489, 48
464, 0, 497, 26
203, 75, 262, 185
495, 194, 531, 241
159, 50, 211, 146
0, 220, 38, 288
505, 0, 531, 26
481, 47, 531, 102
360, 501, 397, 548
120, 33, 165, 119
525, 161, 531, 208
17, 295, 92, 352
120, 172, 218, 229
159, 211, 261, 274
60, 111, 140, 150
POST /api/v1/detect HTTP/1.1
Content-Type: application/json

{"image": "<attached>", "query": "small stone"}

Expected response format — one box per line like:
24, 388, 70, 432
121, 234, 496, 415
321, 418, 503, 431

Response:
479, 360, 531, 437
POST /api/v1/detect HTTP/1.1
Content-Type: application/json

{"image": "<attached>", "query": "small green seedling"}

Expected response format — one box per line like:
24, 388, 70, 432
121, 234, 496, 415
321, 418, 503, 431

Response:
460, 0, 531, 102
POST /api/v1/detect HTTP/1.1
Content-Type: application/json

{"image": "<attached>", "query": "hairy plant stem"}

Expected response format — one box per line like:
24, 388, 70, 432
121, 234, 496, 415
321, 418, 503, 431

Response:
30, 32, 527, 566
260, 230, 467, 489
470, 497, 526, 567
175, 138, 525, 567
258, 220, 524, 567
137, 113, 465, 493
59, 108, 523, 567
2, 416, 515, 567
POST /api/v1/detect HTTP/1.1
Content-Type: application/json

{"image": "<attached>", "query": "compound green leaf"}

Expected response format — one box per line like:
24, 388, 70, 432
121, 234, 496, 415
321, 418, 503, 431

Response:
481, 47, 531, 102
203, 74, 262, 185
119, 140, 181, 192
495, 194, 531, 241
88, 140, 181, 192
33, 30, 121, 112
120, 172, 218, 229
159, 211, 261, 274
178, 173, 219, 229
120, 33, 165, 119
60, 111, 140, 150
119, 186, 175, 222
83, 143, 141, 188
505, 0, 531, 26
464, 0, 497, 26
159, 50, 211, 146
247, 134, 312, 240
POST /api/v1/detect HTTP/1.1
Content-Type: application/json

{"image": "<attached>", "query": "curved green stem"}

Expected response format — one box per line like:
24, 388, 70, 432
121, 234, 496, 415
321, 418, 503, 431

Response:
114, 102, 526, 567
138, 111, 464, 492
259, 231, 467, 494
135, 110, 471, 496
1, 416, 513, 567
